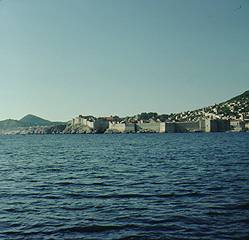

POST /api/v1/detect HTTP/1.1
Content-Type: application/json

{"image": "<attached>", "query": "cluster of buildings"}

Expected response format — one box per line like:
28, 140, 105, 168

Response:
230, 119, 248, 132
67, 91, 249, 133
167, 106, 248, 122
68, 115, 243, 133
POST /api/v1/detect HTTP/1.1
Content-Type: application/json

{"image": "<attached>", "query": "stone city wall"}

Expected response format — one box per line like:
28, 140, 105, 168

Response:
175, 121, 201, 132
165, 123, 176, 133
136, 123, 161, 132
70, 116, 231, 133
109, 123, 135, 133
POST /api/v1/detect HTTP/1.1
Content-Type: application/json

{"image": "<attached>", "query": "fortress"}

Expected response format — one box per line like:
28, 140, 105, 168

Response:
69, 115, 230, 133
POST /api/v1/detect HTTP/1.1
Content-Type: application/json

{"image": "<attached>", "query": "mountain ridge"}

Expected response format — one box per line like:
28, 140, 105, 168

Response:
0, 114, 66, 131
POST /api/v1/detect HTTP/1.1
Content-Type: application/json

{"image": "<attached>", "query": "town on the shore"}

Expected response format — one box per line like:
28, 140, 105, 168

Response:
44, 90, 249, 134
1, 91, 249, 134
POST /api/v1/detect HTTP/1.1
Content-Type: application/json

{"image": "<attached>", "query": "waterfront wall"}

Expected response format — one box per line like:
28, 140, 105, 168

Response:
70, 116, 231, 133
175, 121, 203, 132
205, 119, 230, 132
165, 123, 176, 133
136, 122, 162, 132
109, 123, 135, 132
217, 120, 230, 132
92, 121, 109, 133
174, 119, 230, 133
70, 116, 109, 133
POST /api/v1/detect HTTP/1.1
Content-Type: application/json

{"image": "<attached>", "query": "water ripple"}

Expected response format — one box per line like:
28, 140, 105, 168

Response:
0, 133, 248, 240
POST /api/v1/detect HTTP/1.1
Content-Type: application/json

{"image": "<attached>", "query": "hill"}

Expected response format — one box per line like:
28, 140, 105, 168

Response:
122, 90, 249, 122
19, 114, 53, 126
226, 90, 249, 103
0, 119, 30, 130
0, 114, 66, 132
164, 90, 249, 122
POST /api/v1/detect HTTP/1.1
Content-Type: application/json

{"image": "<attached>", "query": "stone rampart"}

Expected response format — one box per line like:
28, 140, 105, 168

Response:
175, 121, 202, 132
136, 123, 161, 132
109, 123, 135, 133
165, 123, 176, 133
70, 116, 231, 133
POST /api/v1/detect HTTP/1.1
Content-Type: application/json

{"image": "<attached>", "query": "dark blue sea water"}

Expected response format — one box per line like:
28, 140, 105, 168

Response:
0, 133, 248, 240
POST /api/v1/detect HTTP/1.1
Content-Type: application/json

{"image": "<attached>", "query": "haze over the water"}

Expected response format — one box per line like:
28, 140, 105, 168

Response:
1, 0, 248, 121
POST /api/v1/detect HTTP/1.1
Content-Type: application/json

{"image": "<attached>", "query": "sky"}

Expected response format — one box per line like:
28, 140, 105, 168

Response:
1, 0, 248, 121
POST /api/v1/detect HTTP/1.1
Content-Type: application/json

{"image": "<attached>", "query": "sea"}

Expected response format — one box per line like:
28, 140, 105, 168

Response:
0, 132, 248, 240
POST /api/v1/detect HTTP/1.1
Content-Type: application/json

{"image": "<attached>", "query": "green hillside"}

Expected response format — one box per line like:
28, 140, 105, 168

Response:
227, 90, 249, 103
0, 119, 29, 130
19, 114, 52, 126
0, 114, 66, 131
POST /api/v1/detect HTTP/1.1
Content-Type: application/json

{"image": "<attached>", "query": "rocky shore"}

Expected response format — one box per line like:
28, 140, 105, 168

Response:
2, 124, 102, 135
2, 124, 158, 135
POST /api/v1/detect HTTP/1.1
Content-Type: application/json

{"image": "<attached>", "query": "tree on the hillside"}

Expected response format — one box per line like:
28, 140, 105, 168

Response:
139, 112, 158, 121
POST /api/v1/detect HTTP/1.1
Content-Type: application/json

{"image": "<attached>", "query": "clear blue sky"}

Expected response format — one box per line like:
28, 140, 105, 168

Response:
1, 0, 248, 121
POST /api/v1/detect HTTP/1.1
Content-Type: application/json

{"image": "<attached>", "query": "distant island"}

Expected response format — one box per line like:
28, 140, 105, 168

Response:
1, 90, 248, 135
